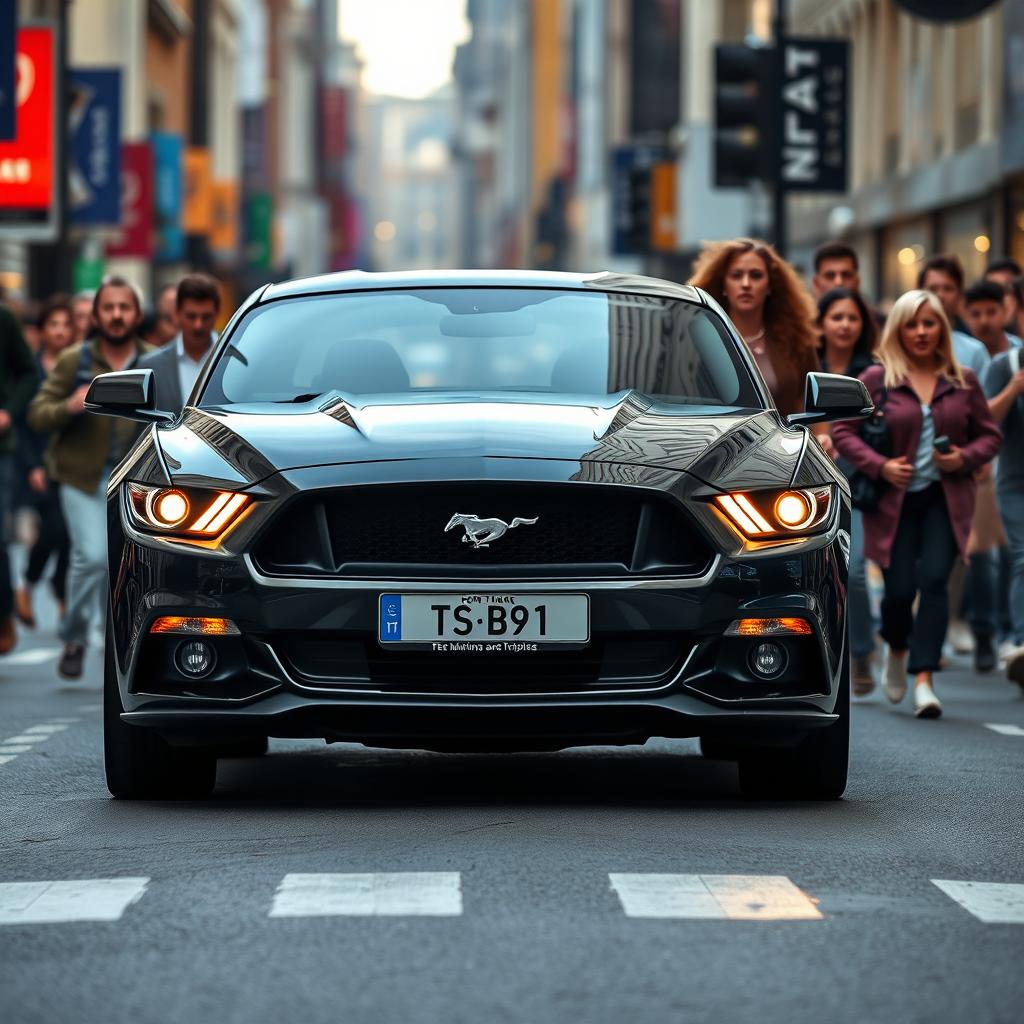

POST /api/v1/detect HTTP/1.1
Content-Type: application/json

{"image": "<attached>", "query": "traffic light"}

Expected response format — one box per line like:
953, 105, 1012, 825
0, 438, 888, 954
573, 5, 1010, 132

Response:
713, 43, 773, 189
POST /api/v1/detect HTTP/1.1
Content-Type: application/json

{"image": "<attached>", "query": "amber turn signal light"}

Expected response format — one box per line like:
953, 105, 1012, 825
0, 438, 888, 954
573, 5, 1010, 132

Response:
149, 616, 241, 636
725, 617, 813, 637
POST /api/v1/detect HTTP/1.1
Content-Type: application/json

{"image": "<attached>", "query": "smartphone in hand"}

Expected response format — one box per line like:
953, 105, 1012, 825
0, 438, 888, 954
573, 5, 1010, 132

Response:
933, 435, 952, 454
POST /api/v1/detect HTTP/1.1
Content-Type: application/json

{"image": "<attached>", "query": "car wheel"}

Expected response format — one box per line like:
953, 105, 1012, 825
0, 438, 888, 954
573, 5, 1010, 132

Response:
737, 655, 850, 801
103, 619, 217, 800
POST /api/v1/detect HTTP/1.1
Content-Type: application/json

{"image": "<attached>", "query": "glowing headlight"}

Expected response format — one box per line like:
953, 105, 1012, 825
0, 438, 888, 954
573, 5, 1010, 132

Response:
714, 486, 834, 542
127, 483, 252, 539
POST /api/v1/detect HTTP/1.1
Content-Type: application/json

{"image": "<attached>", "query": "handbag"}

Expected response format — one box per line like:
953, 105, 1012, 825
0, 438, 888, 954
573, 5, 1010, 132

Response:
848, 386, 890, 513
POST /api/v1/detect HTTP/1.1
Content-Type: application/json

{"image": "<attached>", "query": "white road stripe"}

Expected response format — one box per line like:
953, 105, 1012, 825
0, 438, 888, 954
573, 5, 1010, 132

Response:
609, 874, 822, 920
932, 880, 1024, 923
0, 647, 61, 666
0, 745, 32, 754
0, 756, 16, 767
270, 873, 463, 918
985, 723, 1024, 737
2, 735, 48, 745
0, 879, 150, 925
23, 724, 68, 735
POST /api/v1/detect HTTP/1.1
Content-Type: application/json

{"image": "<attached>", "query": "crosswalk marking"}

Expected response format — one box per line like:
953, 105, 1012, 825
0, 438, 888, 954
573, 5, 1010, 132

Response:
0, 756, 16, 767
0, 745, 32, 754
23, 724, 68, 735
0, 879, 150, 925
1, 735, 48, 745
985, 723, 1024, 737
0, 647, 61, 666
932, 880, 1024, 923
269, 873, 463, 918
609, 874, 822, 920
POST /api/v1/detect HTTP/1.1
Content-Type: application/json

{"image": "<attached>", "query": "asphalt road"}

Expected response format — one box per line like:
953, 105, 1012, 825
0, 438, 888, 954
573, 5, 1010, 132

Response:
1, 597, 1023, 1024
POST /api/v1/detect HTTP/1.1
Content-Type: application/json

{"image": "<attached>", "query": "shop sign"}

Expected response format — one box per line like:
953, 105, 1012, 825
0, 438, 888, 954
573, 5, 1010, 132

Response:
107, 141, 153, 259
778, 38, 848, 193
183, 146, 212, 234
0, 25, 57, 239
0, 0, 16, 140
244, 191, 272, 270
210, 180, 238, 253
68, 68, 121, 226
151, 131, 183, 262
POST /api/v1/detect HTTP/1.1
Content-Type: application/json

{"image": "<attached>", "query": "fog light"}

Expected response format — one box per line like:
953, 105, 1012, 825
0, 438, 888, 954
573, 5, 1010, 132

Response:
176, 640, 216, 678
750, 642, 787, 678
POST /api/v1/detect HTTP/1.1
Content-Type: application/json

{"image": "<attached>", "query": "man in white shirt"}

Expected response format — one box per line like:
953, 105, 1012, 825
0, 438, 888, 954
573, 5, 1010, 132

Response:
139, 274, 221, 415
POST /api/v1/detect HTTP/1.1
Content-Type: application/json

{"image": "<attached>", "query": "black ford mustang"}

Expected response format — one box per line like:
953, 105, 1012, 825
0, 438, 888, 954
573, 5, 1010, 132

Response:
89, 270, 871, 801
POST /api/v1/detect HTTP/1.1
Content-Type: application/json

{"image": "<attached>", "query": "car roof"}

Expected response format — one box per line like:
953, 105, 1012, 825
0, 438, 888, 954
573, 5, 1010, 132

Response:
260, 268, 706, 305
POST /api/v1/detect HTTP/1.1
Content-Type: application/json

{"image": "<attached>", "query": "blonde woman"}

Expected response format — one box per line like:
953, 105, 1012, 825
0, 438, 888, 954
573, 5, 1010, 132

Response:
833, 290, 1001, 718
689, 238, 820, 418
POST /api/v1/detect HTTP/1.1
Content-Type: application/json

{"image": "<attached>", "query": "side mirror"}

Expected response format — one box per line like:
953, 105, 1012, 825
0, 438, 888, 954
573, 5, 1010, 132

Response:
787, 372, 874, 426
84, 369, 174, 425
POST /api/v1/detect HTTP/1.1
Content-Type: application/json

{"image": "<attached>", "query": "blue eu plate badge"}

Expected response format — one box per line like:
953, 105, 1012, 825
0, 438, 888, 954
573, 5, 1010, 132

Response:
379, 594, 402, 642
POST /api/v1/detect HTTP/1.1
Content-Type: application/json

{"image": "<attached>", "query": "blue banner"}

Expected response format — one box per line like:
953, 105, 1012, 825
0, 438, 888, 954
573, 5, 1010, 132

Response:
151, 131, 183, 261
68, 68, 121, 225
0, 0, 15, 140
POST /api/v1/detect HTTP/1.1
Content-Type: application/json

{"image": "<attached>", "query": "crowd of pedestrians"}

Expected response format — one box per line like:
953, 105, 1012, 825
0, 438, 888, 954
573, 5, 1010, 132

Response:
689, 238, 1023, 719
0, 272, 222, 678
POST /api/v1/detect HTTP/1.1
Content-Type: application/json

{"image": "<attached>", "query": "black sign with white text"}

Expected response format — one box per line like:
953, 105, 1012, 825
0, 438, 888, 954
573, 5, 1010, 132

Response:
778, 38, 848, 194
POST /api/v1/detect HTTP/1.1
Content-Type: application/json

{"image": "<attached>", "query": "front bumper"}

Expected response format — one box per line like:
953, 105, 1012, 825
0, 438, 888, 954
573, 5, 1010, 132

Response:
109, 530, 849, 751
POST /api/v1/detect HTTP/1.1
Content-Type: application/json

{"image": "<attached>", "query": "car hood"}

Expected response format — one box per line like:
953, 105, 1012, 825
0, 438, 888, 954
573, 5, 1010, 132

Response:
155, 391, 802, 490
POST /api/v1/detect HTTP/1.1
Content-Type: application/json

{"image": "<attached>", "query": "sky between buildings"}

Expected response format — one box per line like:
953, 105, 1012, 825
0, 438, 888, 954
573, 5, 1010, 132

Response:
338, 0, 471, 98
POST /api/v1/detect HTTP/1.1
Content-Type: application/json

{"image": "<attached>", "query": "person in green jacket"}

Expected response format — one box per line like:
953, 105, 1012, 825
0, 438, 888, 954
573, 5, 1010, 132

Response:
0, 304, 40, 654
28, 277, 150, 680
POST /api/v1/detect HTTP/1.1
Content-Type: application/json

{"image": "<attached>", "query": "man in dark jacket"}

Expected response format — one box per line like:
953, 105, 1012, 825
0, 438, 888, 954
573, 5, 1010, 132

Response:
0, 305, 39, 653
139, 273, 220, 415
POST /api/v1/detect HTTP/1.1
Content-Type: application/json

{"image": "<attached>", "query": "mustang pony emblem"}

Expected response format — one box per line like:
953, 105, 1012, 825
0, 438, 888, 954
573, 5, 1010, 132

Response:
444, 513, 539, 549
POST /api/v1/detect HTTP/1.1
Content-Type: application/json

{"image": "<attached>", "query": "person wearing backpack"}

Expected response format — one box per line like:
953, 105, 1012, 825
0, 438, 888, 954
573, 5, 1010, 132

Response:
984, 324, 1024, 689
27, 277, 151, 680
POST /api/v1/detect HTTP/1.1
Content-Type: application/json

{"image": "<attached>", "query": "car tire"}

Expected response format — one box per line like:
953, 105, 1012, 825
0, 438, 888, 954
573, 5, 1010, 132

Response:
103, 619, 217, 800
737, 655, 850, 801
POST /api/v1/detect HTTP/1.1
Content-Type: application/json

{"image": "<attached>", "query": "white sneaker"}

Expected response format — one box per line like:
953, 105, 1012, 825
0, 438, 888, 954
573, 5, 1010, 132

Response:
1004, 643, 1024, 689
883, 648, 908, 704
913, 682, 943, 719
947, 620, 974, 655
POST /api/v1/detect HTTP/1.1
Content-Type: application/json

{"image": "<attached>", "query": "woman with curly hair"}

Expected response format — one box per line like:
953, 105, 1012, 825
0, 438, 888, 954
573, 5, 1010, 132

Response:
690, 238, 820, 418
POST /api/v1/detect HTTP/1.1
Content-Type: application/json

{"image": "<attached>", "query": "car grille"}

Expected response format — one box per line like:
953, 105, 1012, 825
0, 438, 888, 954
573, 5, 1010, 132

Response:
268, 632, 687, 694
252, 482, 713, 579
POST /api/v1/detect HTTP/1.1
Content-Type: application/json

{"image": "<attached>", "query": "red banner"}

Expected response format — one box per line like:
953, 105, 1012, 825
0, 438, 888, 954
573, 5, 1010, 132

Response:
107, 141, 153, 258
0, 26, 55, 224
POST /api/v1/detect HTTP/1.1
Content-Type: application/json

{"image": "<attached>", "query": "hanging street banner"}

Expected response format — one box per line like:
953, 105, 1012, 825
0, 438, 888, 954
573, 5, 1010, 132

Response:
0, 25, 57, 239
777, 37, 849, 193
107, 141, 153, 259
210, 179, 238, 254
183, 146, 213, 234
151, 131, 183, 261
68, 68, 122, 226
0, 0, 16, 140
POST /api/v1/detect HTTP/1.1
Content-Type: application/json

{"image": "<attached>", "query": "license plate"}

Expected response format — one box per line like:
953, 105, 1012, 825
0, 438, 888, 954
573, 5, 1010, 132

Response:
378, 593, 589, 650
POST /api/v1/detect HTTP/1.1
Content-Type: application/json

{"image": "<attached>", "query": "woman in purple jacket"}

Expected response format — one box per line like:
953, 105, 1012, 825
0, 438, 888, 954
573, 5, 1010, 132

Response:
833, 290, 1001, 719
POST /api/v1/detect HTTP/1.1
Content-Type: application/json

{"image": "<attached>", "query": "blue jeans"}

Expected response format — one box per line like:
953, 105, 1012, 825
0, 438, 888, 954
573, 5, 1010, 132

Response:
999, 489, 1024, 645
59, 477, 108, 646
849, 509, 875, 658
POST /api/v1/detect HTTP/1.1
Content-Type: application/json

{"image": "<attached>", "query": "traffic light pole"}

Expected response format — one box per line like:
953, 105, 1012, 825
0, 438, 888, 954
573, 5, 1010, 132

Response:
772, 0, 788, 258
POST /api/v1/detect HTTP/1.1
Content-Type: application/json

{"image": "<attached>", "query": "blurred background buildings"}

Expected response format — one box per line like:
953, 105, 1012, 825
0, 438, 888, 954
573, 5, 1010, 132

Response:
2, 0, 1024, 308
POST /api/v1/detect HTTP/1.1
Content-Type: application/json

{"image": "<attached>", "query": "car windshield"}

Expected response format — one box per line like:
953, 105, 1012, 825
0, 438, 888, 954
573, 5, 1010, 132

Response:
200, 287, 762, 409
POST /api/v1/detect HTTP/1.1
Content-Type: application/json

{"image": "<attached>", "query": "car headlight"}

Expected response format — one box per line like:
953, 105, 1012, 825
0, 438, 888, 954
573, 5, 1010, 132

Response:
126, 483, 252, 540
713, 486, 834, 542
